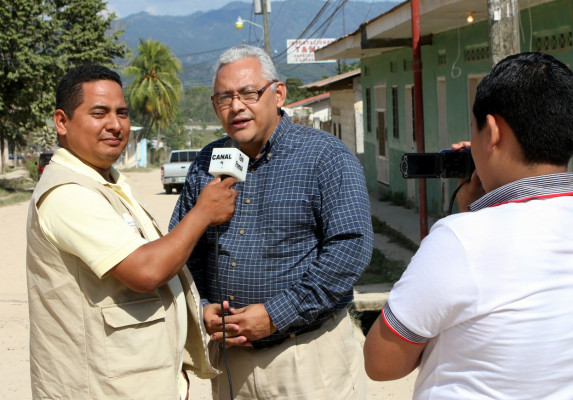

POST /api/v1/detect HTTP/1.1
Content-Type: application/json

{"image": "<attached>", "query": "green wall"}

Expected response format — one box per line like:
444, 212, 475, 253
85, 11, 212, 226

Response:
361, 0, 573, 214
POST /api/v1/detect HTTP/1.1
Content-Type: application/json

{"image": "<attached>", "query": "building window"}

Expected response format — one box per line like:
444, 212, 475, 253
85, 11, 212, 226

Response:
366, 88, 372, 132
392, 87, 399, 139
411, 86, 416, 142
377, 112, 386, 157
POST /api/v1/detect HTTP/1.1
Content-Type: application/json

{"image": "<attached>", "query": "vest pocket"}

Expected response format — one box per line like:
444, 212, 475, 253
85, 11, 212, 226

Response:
102, 299, 172, 378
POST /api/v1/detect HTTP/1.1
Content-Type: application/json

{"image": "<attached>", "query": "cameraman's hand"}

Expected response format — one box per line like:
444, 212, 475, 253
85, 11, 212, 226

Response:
451, 141, 471, 151
194, 177, 238, 226
450, 141, 485, 211
455, 171, 485, 211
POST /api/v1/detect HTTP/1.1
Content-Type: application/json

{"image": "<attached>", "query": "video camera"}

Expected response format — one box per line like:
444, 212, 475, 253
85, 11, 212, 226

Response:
400, 149, 475, 179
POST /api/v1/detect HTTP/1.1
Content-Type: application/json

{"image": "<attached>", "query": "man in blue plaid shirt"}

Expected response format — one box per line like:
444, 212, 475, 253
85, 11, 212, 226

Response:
170, 45, 373, 400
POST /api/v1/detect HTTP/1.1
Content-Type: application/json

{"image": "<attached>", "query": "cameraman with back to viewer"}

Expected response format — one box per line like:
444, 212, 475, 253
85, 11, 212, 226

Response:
364, 52, 573, 399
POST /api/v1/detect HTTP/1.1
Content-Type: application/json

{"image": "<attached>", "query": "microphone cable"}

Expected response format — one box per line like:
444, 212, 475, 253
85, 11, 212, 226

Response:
214, 225, 235, 399
211, 139, 243, 399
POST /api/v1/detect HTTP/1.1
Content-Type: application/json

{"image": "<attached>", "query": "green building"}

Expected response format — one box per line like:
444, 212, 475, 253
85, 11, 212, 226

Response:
316, 0, 573, 216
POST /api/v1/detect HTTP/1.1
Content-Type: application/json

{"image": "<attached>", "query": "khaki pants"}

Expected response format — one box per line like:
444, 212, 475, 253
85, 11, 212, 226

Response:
209, 310, 367, 400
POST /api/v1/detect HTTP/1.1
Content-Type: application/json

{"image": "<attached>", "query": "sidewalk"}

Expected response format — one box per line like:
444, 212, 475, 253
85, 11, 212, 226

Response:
352, 195, 439, 312
0, 168, 28, 181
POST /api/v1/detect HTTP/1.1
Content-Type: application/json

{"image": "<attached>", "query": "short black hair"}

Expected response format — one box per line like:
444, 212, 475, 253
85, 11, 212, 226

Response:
55, 65, 123, 118
473, 52, 573, 166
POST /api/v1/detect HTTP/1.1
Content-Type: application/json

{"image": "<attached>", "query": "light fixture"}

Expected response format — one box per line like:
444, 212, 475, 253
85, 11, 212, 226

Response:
234, 16, 269, 56
235, 16, 263, 32
467, 13, 474, 23
235, 16, 244, 30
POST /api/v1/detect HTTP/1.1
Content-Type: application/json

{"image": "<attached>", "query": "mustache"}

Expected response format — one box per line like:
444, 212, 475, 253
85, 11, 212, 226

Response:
230, 113, 254, 121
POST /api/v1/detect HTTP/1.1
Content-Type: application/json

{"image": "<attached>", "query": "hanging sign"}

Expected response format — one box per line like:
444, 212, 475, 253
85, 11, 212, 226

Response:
286, 38, 337, 64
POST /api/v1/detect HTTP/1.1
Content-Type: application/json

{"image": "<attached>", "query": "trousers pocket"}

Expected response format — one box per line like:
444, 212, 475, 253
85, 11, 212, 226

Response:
102, 299, 172, 378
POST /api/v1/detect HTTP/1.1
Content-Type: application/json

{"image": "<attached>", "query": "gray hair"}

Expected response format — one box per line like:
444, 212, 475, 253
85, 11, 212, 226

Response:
212, 45, 279, 90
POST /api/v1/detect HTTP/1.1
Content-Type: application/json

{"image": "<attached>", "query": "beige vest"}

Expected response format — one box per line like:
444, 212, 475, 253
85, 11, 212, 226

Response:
27, 163, 218, 400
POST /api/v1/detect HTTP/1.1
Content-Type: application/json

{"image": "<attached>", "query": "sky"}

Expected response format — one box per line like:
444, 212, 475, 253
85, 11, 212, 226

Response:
105, 0, 392, 18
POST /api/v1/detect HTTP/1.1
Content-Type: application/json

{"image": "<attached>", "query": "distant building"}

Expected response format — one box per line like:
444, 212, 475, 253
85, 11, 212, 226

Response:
302, 69, 363, 162
116, 127, 146, 168
284, 92, 330, 130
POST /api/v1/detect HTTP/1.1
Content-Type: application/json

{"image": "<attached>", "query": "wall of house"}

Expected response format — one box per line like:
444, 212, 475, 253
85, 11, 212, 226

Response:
361, 0, 573, 215
310, 99, 331, 130
353, 76, 364, 160
331, 89, 357, 153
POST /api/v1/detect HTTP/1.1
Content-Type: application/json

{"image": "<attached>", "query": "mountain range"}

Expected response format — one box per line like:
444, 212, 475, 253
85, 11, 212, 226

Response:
113, 0, 399, 87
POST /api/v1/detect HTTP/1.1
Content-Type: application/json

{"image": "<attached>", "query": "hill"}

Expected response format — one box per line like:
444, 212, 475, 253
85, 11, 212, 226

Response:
113, 0, 398, 86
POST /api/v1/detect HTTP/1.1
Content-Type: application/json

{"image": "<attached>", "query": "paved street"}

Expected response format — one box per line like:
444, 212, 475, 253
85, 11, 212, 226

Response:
0, 168, 416, 399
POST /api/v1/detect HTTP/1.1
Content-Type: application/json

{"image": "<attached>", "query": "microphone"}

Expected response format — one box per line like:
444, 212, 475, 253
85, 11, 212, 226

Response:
208, 139, 249, 182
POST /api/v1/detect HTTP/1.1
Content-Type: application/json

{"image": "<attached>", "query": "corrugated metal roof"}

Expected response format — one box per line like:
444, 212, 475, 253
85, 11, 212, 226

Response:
284, 92, 330, 108
301, 69, 361, 91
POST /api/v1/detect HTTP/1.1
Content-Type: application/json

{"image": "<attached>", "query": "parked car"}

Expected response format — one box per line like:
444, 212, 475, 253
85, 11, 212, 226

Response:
38, 151, 54, 179
161, 149, 201, 194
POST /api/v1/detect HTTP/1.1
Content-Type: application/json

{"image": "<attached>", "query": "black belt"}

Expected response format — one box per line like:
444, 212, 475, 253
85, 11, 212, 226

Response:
251, 318, 325, 349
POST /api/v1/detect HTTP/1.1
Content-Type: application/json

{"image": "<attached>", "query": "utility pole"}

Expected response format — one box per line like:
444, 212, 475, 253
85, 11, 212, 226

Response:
487, 0, 520, 67
411, 0, 428, 240
261, 0, 271, 56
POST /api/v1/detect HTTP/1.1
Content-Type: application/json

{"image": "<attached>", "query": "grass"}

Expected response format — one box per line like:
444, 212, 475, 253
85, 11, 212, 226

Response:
371, 215, 419, 252
0, 176, 34, 207
355, 215, 419, 286
379, 190, 411, 208
356, 248, 407, 285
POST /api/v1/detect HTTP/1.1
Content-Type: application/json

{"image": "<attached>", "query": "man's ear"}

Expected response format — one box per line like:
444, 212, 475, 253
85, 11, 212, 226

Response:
274, 81, 287, 108
485, 114, 501, 152
53, 110, 69, 137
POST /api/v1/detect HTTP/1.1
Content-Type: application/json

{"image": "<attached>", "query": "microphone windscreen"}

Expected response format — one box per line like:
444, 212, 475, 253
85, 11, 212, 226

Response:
208, 140, 249, 182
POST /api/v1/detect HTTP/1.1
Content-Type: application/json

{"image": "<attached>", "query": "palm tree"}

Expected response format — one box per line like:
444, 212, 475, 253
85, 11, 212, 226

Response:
123, 39, 182, 148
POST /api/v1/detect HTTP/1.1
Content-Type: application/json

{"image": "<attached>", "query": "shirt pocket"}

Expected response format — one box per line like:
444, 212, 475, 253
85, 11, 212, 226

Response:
101, 299, 172, 378
262, 198, 316, 255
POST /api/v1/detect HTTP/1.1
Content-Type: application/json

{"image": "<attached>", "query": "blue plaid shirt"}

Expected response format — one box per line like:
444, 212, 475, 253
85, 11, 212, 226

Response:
169, 113, 373, 346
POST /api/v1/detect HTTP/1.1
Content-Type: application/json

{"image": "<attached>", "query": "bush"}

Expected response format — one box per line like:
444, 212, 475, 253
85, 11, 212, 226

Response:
25, 155, 39, 181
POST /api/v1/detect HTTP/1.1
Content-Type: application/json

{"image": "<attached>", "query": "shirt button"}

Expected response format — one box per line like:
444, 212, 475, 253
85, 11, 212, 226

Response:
231, 261, 237, 267
229, 295, 235, 301
239, 229, 245, 235
245, 198, 251, 204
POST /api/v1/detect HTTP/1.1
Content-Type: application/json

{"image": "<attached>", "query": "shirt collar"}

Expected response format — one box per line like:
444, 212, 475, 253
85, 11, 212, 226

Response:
248, 110, 292, 169
469, 173, 573, 211
51, 147, 124, 186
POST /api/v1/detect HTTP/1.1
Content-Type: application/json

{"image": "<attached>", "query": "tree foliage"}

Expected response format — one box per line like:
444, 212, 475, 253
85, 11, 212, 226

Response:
123, 39, 182, 147
0, 0, 127, 172
336, 61, 359, 74
161, 112, 188, 152
179, 85, 218, 124
285, 77, 309, 105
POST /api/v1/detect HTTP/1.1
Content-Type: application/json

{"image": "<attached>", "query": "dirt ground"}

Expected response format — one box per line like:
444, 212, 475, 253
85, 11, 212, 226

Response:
0, 168, 416, 399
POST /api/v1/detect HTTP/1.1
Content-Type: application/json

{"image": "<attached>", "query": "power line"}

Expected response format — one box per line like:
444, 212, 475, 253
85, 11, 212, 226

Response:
273, 0, 349, 64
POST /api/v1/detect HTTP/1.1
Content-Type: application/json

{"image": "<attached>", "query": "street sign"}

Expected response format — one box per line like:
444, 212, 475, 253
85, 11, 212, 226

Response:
286, 38, 337, 64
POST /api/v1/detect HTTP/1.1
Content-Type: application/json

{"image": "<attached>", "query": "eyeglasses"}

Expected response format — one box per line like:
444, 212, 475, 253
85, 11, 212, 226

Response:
211, 80, 278, 108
